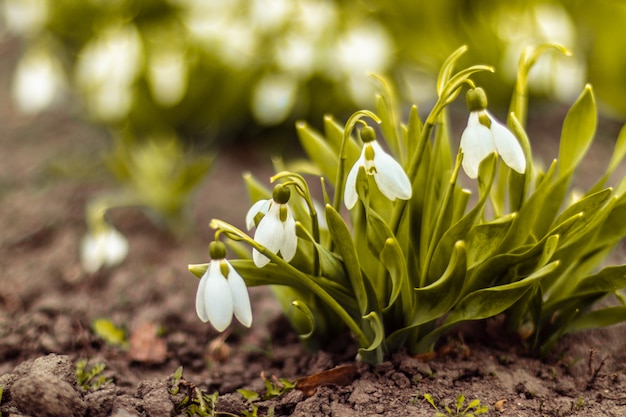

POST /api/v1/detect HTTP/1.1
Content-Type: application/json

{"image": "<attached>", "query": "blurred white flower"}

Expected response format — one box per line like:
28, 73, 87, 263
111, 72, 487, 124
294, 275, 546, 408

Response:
2, 0, 48, 36
460, 110, 526, 179
246, 187, 297, 268
344, 127, 412, 209
251, 73, 298, 125
195, 248, 252, 332
147, 49, 188, 107
275, 34, 316, 77
295, 1, 337, 38
12, 48, 65, 114
498, 3, 585, 102
331, 22, 394, 106
80, 226, 129, 273
250, 0, 292, 33
75, 24, 143, 121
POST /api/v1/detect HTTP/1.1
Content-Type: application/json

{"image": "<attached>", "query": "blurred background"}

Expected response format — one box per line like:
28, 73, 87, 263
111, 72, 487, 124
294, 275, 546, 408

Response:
2, 0, 625, 235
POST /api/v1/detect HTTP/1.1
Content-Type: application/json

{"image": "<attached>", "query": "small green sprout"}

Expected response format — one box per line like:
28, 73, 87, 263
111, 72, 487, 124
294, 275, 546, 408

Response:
91, 318, 128, 349
75, 359, 112, 390
169, 367, 222, 417
424, 393, 489, 417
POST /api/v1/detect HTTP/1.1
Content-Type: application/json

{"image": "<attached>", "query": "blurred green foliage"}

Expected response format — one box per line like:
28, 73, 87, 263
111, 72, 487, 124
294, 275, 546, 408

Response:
5, 0, 626, 144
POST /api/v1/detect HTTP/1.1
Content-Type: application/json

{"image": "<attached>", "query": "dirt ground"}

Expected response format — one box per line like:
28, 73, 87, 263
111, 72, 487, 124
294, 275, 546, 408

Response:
2, 36, 626, 416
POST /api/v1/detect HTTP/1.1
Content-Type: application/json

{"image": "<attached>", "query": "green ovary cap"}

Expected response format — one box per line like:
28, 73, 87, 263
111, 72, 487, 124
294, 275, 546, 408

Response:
272, 184, 291, 204
209, 240, 227, 260
466, 87, 488, 112
360, 125, 376, 143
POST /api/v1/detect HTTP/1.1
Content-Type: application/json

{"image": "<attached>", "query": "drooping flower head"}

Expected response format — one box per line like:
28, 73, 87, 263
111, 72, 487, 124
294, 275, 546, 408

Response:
80, 224, 129, 273
246, 184, 297, 268
460, 87, 526, 179
195, 241, 252, 332
344, 125, 412, 209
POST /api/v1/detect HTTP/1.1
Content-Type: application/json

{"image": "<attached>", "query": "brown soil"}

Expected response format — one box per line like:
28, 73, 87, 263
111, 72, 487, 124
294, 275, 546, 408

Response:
2, 37, 626, 417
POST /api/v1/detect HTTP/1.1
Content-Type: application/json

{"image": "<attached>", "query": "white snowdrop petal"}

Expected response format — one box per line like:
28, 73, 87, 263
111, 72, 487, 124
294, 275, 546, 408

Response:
279, 213, 298, 262
255, 204, 284, 253
252, 248, 271, 268
195, 272, 210, 323
226, 262, 252, 327
80, 234, 103, 274
203, 265, 234, 332
344, 157, 362, 209
103, 228, 129, 267
371, 142, 412, 201
460, 114, 495, 179
489, 113, 526, 174
246, 199, 271, 230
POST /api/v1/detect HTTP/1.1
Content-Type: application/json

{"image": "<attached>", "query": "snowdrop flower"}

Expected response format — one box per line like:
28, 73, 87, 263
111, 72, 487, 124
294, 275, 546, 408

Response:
196, 241, 252, 331
80, 225, 129, 273
344, 126, 412, 210
460, 87, 526, 179
246, 185, 297, 268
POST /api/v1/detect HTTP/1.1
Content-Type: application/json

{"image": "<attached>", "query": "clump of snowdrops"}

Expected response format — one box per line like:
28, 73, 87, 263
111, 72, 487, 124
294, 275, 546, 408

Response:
190, 45, 626, 364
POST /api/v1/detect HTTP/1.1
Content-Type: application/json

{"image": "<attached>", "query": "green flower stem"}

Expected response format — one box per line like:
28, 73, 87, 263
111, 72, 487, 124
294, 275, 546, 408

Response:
271, 172, 321, 275
210, 219, 371, 348
509, 43, 570, 128
333, 110, 381, 213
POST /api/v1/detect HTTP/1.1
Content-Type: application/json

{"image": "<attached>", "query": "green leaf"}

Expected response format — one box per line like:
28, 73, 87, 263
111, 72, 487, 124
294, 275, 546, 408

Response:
428, 154, 496, 276
467, 213, 515, 266
436, 45, 468, 96
414, 241, 467, 323
295, 121, 338, 184
452, 261, 558, 323
551, 188, 612, 235
289, 300, 316, 341
325, 204, 368, 316
243, 172, 272, 204
385, 241, 466, 350
498, 160, 557, 251
416, 261, 559, 352
379, 238, 412, 313
406, 105, 423, 160
357, 311, 385, 364
323, 115, 360, 162
590, 124, 626, 194
558, 85, 596, 178
565, 306, 626, 334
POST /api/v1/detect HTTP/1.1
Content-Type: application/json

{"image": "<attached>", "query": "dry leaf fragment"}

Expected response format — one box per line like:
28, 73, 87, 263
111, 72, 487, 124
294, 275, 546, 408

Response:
494, 398, 507, 412
128, 322, 168, 364
295, 364, 357, 397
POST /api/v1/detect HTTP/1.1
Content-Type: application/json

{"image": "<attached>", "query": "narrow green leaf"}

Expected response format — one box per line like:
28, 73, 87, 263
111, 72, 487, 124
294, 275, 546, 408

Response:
324, 115, 360, 162
551, 188, 612, 232
590, 124, 626, 194
565, 306, 626, 334
406, 105, 423, 162
380, 238, 412, 313
289, 300, 316, 341
436, 45, 468, 95
414, 241, 467, 324
295, 121, 338, 184
558, 85, 596, 178
357, 311, 385, 365
325, 204, 368, 316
